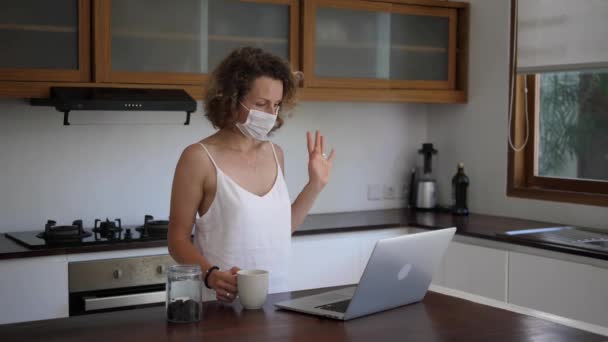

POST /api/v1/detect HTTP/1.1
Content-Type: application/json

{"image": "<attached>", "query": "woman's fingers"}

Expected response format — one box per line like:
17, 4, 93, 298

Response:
219, 272, 237, 286
217, 279, 238, 294
320, 134, 325, 155
215, 289, 236, 302
216, 279, 237, 301
216, 293, 235, 303
212, 269, 240, 303
217, 290, 236, 299
306, 131, 313, 153
327, 148, 335, 163
309, 130, 332, 159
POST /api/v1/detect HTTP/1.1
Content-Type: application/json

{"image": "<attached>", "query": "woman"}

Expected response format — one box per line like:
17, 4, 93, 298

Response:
168, 47, 335, 303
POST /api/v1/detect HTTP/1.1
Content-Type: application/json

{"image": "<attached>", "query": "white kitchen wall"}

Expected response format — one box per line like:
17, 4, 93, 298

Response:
0, 99, 427, 231
427, 0, 608, 230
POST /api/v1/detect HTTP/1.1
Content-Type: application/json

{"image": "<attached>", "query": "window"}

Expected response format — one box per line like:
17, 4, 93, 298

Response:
507, 0, 608, 207
537, 71, 608, 182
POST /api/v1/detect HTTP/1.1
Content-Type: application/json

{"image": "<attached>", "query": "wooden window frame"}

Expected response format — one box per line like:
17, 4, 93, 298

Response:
506, 3, 608, 207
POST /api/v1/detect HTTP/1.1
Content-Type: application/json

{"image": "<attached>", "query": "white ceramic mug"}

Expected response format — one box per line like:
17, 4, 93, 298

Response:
237, 269, 268, 310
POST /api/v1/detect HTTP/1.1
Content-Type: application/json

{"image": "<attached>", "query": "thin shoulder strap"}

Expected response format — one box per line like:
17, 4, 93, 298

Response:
269, 142, 280, 166
198, 143, 219, 169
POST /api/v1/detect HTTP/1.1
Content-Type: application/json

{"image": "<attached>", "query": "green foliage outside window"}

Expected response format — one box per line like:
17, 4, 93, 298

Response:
538, 71, 608, 181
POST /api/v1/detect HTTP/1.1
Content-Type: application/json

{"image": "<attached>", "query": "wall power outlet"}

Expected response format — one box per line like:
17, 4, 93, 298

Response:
383, 185, 396, 200
367, 184, 382, 201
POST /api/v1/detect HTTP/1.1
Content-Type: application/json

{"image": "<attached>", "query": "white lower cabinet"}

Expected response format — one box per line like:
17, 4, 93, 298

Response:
289, 229, 509, 301
0, 256, 69, 324
4, 229, 607, 329
436, 241, 508, 301
508, 251, 608, 327
0, 247, 170, 325
289, 228, 409, 292
354, 228, 410, 280
289, 233, 359, 291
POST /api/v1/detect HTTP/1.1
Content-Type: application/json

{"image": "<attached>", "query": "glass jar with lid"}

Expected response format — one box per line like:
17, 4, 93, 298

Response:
166, 264, 202, 323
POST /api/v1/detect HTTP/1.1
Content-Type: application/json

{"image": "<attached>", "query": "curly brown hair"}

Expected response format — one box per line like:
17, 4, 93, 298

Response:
204, 47, 298, 132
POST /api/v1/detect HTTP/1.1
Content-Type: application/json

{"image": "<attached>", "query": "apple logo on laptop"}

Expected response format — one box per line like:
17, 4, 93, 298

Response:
398, 264, 412, 280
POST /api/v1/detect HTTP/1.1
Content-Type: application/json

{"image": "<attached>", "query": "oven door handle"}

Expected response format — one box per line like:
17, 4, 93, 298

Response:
84, 291, 166, 312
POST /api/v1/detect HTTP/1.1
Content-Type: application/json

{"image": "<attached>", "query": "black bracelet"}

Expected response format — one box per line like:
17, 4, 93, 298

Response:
204, 266, 219, 289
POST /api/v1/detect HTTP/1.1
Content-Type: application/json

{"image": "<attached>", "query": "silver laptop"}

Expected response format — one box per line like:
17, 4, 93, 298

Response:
275, 227, 456, 320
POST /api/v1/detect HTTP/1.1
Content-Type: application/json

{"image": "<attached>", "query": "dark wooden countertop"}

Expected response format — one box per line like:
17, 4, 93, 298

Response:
1, 209, 607, 261
0, 286, 604, 341
296, 209, 608, 260
0, 233, 168, 259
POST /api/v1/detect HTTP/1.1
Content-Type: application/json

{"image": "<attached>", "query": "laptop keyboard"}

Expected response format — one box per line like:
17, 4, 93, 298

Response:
315, 299, 351, 313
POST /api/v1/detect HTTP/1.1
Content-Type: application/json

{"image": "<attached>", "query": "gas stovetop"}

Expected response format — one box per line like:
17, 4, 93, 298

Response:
5, 215, 169, 249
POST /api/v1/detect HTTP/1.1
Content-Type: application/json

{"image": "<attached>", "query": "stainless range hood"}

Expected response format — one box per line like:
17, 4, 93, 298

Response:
31, 87, 197, 125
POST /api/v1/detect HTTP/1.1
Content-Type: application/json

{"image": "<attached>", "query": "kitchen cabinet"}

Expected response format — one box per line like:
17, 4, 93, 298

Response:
304, 0, 455, 89
0, 0, 467, 104
353, 227, 411, 279
434, 241, 508, 301
0, 247, 169, 325
433, 236, 608, 328
93, 0, 299, 85
0, 0, 90, 82
289, 232, 359, 291
289, 227, 409, 291
0, 256, 69, 324
5, 230, 608, 329
0, 0, 298, 99
300, 0, 469, 103
508, 251, 608, 328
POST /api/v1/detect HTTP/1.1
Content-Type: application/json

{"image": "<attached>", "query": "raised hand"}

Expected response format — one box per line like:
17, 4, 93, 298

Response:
306, 130, 335, 191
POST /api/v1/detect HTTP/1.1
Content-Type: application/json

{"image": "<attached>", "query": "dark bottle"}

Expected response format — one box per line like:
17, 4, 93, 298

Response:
451, 163, 469, 216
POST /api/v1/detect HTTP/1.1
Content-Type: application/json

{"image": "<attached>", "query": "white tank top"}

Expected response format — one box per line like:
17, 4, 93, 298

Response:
195, 142, 291, 300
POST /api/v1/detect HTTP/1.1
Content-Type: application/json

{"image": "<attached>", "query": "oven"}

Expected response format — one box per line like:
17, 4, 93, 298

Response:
69, 255, 175, 316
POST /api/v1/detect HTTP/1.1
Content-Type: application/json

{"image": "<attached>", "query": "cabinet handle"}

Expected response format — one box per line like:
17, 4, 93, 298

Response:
84, 291, 165, 312
156, 265, 166, 275
113, 269, 123, 279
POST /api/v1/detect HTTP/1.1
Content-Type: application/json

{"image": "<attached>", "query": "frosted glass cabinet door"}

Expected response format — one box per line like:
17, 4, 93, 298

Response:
304, 0, 392, 89
110, 0, 208, 74
97, 0, 297, 85
315, 7, 390, 80
207, 0, 291, 72
0, 0, 90, 82
390, 6, 456, 89
303, 0, 457, 90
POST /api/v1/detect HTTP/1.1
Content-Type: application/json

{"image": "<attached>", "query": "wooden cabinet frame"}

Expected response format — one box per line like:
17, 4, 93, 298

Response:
0, 0, 467, 104
389, 4, 457, 90
302, 0, 392, 90
299, 0, 468, 103
302, 0, 456, 90
93, 0, 299, 85
0, 0, 91, 82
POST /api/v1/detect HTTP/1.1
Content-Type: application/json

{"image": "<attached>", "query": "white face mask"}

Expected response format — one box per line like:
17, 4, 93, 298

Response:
235, 102, 278, 141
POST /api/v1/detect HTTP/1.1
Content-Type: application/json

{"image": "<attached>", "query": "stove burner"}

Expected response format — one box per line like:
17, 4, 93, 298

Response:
136, 214, 169, 238
36, 219, 92, 243
92, 218, 123, 240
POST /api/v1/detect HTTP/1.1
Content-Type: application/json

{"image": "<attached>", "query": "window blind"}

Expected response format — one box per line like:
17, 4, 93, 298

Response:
517, 0, 608, 74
